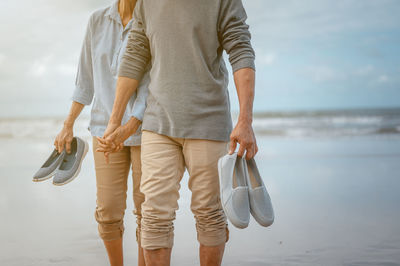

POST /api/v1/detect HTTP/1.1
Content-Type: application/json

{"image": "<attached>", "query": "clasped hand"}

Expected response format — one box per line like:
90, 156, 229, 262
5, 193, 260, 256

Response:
96, 117, 141, 163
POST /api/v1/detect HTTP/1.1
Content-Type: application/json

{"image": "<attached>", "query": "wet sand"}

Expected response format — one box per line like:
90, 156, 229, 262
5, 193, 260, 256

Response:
1, 126, 400, 265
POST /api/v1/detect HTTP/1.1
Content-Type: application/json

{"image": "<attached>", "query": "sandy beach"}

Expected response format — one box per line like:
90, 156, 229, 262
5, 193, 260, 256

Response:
1, 0, 400, 264
1, 114, 400, 266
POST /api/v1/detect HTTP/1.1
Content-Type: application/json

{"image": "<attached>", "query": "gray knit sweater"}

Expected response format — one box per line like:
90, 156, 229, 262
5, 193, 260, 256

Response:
119, 0, 255, 141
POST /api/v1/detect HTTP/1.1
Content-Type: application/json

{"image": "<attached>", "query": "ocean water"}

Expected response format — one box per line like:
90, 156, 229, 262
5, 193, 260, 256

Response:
251, 108, 400, 138
1, 109, 400, 265
1, 108, 400, 140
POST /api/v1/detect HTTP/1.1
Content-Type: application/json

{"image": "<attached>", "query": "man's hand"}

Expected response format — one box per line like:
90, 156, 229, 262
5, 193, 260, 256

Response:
96, 117, 141, 163
229, 119, 258, 160
54, 123, 74, 154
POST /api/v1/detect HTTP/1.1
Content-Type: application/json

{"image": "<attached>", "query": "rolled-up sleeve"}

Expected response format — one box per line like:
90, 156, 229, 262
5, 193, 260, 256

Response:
218, 0, 255, 73
118, 0, 151, 81
72, 15, 94, 105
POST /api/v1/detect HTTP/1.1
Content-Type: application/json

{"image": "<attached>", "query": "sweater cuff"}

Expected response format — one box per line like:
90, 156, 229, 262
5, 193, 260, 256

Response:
232, 57, 256, 73
118, 59, 145, 82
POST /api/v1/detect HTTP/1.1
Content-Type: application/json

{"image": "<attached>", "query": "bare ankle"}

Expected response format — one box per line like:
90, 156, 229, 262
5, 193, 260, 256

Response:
199, 243, 225, 266
103, 238, 124, 266
143, 248, 172, 266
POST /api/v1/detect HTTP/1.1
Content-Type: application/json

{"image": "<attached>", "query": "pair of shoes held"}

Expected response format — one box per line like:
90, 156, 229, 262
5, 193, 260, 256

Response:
32, 137, 88, 186
218, 152, 274, 229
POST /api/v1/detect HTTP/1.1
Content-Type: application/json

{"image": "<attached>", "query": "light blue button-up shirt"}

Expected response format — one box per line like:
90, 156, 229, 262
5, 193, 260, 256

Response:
72, 0, 149, 146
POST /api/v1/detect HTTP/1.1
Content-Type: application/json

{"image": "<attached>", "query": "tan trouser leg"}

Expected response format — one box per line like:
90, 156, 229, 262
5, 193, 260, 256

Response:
130, 145, 145, 243
183, 139, 229, 246
93, 137, 131, 241
140, 131, 185, 250
140, 131, 228, 249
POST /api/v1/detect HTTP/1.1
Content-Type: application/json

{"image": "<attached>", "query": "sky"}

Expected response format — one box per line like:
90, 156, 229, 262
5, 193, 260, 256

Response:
0, 0, 399, 117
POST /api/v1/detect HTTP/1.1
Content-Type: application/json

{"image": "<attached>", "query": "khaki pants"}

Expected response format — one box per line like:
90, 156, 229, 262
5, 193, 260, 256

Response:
140, 130, 229, 250
92, 137, 144, 242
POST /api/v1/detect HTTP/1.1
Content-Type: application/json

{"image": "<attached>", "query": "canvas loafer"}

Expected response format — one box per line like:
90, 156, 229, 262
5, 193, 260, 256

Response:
218, 152, 250, 229
244, 157, 274, 227
33, 149, 66, 182
53, 137, 88, 186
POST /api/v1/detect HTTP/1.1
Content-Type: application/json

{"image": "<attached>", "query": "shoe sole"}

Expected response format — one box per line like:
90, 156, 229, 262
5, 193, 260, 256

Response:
250, 206, 274, 227
32, 168, 57, 182
53, 140, 89, 186
218, 158, 249, 229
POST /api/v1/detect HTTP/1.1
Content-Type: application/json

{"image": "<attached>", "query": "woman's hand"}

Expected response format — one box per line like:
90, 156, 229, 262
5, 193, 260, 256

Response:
54, 123, 74, 154
96, 117, 142, 163
54, 101, 84, 154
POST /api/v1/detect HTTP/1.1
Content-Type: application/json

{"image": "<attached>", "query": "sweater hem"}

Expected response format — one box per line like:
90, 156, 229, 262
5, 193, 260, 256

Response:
142, 123, 231, 142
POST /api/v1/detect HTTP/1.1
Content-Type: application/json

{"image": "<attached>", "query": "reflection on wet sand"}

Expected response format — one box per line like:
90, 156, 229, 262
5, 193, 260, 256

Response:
1, 120, 400, 265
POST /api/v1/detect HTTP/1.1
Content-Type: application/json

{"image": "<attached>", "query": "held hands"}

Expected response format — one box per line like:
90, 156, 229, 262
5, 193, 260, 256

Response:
96, 117, 141, 163
54, 123, 74, 154
229, 119, 258, 160
96, 122, 121, 163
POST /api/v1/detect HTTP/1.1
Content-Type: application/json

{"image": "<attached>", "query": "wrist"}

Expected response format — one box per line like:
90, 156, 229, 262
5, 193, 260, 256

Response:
109, 108, 126, 125
109, 118, 122, 126
238, 115, 253, 125
63, 120, 74, 129
126, 117, 141, 131
108, 116, 122, 127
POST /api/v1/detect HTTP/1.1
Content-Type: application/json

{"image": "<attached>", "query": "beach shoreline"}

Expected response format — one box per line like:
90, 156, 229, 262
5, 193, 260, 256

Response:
1, 122, 400, 265
1, 109, 400, 265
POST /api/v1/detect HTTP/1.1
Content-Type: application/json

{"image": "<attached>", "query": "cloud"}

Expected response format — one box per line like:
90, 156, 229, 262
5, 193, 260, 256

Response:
0, 0, 100, 97
257, 51, 276, 66
305, 65, 338, 83
304, 64, 398, 87
355, 65, 375, 76
28, 55, 53, 77
378, 75, 389, 83
30, 62, 47, 77
0, 0, 399, 115
56, 64, 77, 76
245, 0, 400, 44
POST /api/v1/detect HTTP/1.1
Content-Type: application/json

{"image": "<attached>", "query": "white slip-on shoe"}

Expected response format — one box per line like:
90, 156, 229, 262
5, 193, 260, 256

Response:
244, 157, 274, 227
218, 152, 250, 229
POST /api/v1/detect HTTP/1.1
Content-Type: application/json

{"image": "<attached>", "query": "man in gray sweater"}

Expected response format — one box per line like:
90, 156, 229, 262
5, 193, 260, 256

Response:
99, 0, 258, 264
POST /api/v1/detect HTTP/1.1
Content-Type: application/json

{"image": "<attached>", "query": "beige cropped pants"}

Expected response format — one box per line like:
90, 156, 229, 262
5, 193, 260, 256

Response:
140, 130, 229, 250
92, 137, 144, 242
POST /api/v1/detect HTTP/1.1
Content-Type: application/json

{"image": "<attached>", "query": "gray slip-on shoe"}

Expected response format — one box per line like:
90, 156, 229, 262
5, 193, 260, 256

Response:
33, 149, 65, 182
218, 152, 250, 229
244, 157, 274, 227
53, 137, 88, 186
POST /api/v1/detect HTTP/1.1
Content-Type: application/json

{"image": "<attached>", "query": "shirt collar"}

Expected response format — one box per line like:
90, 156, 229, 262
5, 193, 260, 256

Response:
105, 0, 134, 28
105, 0, 121, 23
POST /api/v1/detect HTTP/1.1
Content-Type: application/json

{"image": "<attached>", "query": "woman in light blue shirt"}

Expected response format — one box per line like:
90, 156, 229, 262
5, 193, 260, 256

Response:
53, 1, 148, 265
